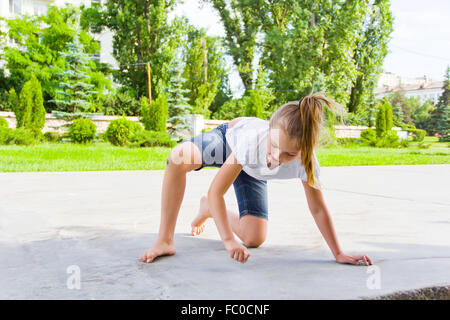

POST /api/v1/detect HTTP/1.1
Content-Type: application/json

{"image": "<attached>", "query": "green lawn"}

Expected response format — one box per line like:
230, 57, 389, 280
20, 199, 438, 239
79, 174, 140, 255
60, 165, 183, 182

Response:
0, 138, 449, 172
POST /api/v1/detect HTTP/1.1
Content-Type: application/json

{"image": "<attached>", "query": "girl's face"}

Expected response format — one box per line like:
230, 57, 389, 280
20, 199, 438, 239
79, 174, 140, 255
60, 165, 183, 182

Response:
267, 127, 300, 168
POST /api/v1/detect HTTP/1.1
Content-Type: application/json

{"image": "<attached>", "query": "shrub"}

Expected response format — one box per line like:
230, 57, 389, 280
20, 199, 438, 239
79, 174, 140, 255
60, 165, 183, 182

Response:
212, 96, 249, 120
0, 117, 8, 128
375, 130, 400, 148
104, 118, 143, 146
102, 91, 141, 116
0, 127, 36, 145
0, 127, 12, 144
128, 130, 177, 148
44, 131, 60, 142
15, 76, 46, 132
69, 118, 97, 144
411, 129, 426, 142
360, 128, 377, 146
336, 137, 360, 146
244, 89, 263, 118
417, 141, 431, 149
399, 138, 410, 148
140, 94, 168, 132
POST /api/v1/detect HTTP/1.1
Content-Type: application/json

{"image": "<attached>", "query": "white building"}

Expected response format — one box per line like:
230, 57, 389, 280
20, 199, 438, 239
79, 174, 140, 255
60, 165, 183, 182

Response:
0, 0, 117, 69
375, 72, 444, 105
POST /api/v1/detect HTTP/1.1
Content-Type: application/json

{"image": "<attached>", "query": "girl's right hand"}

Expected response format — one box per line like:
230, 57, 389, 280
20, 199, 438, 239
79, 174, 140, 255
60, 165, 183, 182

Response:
224, 239, 250, 263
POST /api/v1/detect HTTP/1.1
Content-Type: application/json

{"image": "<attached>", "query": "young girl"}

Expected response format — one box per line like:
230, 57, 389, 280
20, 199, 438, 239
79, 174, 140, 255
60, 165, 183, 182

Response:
139, 93, 373, 266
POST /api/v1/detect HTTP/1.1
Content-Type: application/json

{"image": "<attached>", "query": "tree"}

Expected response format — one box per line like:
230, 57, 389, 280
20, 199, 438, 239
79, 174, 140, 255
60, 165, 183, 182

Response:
50, 35, 98, 113
166, 53, 192, 137
375, 99, 393, 137
375, 103, 386, 138
1, 5, 107, 110
255, 0, 370, 105
429, 67, 450, 141
202, 0, 262, 92
141, 93, 168, 132
393, 102, 404, 125
15, 75, 46, 135
182, 27, 227, 118
388, 92, 414, 125
347, 0, 393, 113
81, 0, 185, 99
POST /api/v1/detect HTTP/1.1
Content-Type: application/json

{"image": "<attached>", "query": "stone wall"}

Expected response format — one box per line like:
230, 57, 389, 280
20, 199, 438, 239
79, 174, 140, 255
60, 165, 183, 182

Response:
0, 111, 408, 139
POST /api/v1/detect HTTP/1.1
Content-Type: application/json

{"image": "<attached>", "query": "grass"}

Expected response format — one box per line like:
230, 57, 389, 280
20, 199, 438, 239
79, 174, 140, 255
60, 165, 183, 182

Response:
0, 142, 170, 172
0, 138, 449, 172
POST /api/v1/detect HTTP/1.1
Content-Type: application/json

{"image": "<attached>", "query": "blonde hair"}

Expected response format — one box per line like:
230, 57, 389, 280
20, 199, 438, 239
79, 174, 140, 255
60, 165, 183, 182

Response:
269, 92, 340, 189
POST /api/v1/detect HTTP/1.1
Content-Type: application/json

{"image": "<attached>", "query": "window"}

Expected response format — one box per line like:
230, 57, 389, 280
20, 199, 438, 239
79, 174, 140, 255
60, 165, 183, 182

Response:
9, 0, 22, 15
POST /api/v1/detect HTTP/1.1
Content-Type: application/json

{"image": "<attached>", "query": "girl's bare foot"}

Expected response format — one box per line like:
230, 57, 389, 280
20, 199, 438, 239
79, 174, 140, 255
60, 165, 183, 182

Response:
191, 195, 211, 236
139, 240, 176, 263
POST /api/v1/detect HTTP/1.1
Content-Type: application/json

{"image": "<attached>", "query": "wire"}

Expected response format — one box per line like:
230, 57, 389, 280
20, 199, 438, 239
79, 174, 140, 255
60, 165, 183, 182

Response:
391, 44, 449, 62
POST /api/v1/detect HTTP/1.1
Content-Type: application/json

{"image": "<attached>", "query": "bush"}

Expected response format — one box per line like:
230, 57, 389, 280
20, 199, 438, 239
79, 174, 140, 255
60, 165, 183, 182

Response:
360, 128, 377, 146
0, 117, 8, 128
399, 138, 410, 148
212, 96, 249, 120
15, 76, 46, 132
140, 94, 168, 132
417, 141, 431, 149
104, 118, 143, 146
410, 129, 426, 142
43, 131, 60, 142
128, 130, 177, 148
336, 137, 361, 146
244, 89, 263, 118
69, 118, 97, 144
375, 130, 400, 148
102, 91, 141, 116
0, 127, 36, 145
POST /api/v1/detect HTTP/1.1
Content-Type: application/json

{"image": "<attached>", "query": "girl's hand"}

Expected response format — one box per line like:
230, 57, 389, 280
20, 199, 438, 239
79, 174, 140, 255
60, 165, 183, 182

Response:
336, 252, 373, 266
223, 239, 250, 263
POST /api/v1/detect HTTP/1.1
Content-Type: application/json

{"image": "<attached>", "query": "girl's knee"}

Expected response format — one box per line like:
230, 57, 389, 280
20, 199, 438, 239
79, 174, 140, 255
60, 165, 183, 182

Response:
243, 235, 266, 248
167, 143, 202, 172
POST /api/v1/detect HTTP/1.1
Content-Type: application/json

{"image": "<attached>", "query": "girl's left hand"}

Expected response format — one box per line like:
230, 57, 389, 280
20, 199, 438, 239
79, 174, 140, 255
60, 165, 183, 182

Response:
336, 252, 373, 266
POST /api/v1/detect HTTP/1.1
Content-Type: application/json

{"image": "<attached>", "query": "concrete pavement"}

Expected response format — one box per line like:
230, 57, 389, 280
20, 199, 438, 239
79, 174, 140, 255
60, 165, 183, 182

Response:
0, 164, 449, 299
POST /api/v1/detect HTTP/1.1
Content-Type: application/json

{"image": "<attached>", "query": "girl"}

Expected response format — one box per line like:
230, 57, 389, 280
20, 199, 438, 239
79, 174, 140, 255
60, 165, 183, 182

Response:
139, 93, 373, 266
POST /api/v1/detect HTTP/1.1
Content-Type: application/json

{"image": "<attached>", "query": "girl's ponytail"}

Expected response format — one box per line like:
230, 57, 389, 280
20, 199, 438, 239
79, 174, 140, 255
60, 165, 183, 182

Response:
270, 92, 339, 189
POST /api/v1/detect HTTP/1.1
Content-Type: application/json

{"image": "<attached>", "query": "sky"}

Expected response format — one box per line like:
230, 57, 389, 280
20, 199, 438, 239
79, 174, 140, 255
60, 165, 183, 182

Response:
170, 0, 450, 96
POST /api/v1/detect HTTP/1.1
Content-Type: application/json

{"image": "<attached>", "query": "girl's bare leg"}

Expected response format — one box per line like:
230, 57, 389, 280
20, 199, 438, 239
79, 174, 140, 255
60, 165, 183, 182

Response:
139, 142, 202, 263
191, 195, 267, 248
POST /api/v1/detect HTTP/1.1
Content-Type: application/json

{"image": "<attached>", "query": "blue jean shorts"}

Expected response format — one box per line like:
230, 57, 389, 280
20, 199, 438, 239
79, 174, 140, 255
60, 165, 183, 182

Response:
166, 122, 268, 220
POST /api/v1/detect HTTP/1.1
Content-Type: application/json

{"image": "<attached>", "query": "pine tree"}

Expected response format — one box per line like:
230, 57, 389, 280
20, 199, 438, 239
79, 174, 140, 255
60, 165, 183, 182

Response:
166, 54, 192, 138
50, 35, 97, 114
429, 67, 450, 141
49, 34, 101, 135
393, 102, 404, 125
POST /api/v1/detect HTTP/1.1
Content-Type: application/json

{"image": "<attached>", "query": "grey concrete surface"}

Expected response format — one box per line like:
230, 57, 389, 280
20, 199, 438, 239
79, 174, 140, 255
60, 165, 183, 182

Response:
0, 164, 449, 299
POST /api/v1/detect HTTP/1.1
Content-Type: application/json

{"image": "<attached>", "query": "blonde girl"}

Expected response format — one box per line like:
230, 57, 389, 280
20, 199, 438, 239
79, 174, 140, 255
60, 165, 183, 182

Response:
140, 93, 373, 266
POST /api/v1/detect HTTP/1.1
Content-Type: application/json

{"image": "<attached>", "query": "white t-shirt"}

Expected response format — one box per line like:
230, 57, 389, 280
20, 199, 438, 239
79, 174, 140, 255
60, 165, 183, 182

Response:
225, 117, 321, 184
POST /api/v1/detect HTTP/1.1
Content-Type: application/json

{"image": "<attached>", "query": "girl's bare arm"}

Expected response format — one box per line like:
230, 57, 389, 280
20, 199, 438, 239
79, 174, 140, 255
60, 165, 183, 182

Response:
208, 152, 250, 263
302, 180, 373, 266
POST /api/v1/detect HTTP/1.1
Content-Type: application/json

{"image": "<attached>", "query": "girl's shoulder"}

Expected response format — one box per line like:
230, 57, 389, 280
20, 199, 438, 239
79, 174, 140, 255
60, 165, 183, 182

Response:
228, 117, 267, 130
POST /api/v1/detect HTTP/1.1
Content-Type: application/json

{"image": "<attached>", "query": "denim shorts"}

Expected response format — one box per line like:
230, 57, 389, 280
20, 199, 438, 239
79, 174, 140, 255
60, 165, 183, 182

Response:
166, 123, 268, 220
